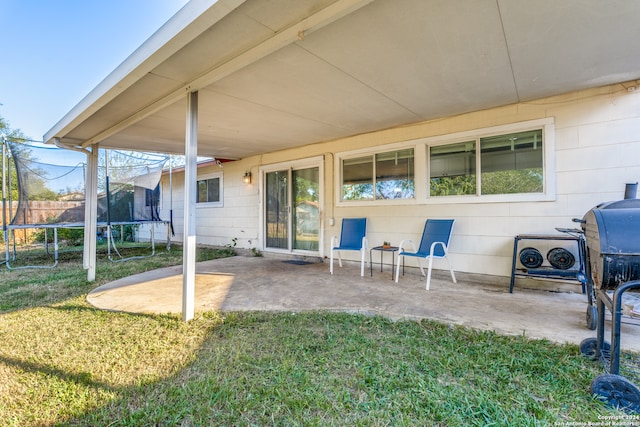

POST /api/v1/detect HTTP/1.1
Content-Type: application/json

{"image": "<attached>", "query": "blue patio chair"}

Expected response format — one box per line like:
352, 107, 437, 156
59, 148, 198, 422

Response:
330, 218, 368, 276
395, 219, 457, 290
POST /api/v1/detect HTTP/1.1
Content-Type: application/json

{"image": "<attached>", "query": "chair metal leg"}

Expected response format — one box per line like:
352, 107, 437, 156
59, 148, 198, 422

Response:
416, 258, 427, 278
426, 256, 434, 290
330, 250, 334, 274
329, 249, 343, 274
395, 255, 402, 283
446, 256, 457, 283
331, 249, 369, 276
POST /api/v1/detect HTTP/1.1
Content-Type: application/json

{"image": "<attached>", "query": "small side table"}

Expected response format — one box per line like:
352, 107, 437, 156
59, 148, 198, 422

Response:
370, 246, 399, 280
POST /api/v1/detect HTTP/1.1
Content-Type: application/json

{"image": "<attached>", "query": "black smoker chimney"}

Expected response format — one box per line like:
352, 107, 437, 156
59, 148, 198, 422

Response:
624, 182, 638, 200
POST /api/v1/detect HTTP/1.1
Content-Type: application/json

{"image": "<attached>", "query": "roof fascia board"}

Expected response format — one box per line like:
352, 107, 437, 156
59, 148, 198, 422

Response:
44, 0, 246, 146
73, 0, 376, 150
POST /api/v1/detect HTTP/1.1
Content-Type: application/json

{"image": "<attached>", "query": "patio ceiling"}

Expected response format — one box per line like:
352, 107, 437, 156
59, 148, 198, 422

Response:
44, 0, 640, 159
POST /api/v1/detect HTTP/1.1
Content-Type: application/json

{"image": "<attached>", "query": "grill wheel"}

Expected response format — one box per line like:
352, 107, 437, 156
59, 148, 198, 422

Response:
591, 374, 640, 413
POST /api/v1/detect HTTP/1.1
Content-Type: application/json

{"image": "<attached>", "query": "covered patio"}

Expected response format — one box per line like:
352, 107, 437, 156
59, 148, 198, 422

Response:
43, 0, 640, 322
86, 255, 640, 352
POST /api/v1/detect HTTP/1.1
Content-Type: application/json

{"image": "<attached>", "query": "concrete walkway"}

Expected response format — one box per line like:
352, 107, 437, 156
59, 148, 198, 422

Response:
86, 255, 640, 351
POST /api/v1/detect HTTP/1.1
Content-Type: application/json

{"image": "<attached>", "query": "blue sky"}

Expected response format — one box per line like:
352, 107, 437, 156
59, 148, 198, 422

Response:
0, 0, 189, 142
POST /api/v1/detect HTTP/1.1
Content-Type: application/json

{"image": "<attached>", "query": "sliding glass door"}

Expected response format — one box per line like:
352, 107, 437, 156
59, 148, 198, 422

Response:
265, 170, 289, 249
264, 161, 321, 253
292, 167, 319, 251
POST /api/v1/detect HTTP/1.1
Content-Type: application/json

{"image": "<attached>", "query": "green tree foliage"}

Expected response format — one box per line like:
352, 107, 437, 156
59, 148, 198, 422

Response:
1, 116, 59, 202
430, 175, 477, 196
376, 179, 415, 199
0, 115, 27, 202
481, 168, 543, 195
430, 169, 543, 196
294, 175, 319, 204
342, 183, 373, 200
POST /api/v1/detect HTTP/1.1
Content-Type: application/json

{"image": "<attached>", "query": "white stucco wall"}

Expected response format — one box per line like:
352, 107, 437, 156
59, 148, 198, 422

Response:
159, 83, 640, 278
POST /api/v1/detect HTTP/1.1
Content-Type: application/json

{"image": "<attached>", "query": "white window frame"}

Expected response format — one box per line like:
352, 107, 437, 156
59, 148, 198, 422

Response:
335, 118, 555, 206
424, 118, 556, 204
196, 171, 223, 208
336, 141, 420, 207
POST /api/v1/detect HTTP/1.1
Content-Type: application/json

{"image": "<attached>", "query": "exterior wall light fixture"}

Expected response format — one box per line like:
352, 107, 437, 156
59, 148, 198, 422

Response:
242, 171, 252, 184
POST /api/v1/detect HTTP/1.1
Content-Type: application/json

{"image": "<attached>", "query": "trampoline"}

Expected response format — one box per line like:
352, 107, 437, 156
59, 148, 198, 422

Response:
2, 137, 172, 269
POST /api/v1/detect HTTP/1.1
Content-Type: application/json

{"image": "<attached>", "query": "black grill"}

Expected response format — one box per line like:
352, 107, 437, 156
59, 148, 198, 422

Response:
583, 198, 640, 290
579, 185, 640, 412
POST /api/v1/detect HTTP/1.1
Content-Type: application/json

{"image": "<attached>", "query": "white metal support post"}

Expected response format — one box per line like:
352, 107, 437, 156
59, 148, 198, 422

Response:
84, 145, 99, 282
2, 134, 8, 266
183, 91, 198, 321
168, 154, 173, 250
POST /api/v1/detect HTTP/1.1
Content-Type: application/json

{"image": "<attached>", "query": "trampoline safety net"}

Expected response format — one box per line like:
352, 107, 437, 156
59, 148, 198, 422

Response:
6, 141, 167, 226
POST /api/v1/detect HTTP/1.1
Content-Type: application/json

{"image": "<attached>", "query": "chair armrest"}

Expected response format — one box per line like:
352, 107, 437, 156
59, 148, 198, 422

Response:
330, 236, 338, 248
398, 239, 416, 253
429, 241, 448, 256
361, 236, 368, 250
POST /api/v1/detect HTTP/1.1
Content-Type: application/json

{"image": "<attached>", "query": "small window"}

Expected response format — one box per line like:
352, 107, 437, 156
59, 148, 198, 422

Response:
342, 156, 373, 200
375, 149, 414, 199
342, 148, 414, 201
196, 173, 223, 206
430, 141, 476, 196
145, 185, 160, 207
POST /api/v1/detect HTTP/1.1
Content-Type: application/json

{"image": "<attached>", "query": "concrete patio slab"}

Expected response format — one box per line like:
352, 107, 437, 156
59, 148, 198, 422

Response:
86, 255, 640, 352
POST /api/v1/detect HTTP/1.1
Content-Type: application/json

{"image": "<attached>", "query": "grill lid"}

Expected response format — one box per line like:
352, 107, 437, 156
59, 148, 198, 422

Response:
596, 198, 640, 210
583, 198, 640, 289
587, 204, 640, 256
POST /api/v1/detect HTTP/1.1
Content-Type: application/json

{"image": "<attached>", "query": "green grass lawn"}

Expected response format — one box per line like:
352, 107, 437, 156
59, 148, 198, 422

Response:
0, 243, 626, 426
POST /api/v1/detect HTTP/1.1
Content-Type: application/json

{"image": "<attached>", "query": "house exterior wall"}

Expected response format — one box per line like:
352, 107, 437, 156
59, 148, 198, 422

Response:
160, 162, 260, 249
158, 83, 640, 278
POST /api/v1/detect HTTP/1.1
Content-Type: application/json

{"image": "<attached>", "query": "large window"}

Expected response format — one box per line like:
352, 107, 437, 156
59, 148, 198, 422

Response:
337, 119, 553, 205
429, 129, 543, 197
196, 172, 223, 206
342, 148, 414, 201
480, 130, 543, 195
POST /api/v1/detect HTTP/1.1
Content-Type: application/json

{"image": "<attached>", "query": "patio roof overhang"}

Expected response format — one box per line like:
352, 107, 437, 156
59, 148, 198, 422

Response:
44, 0, 640, 159
42, 0, 640, 321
